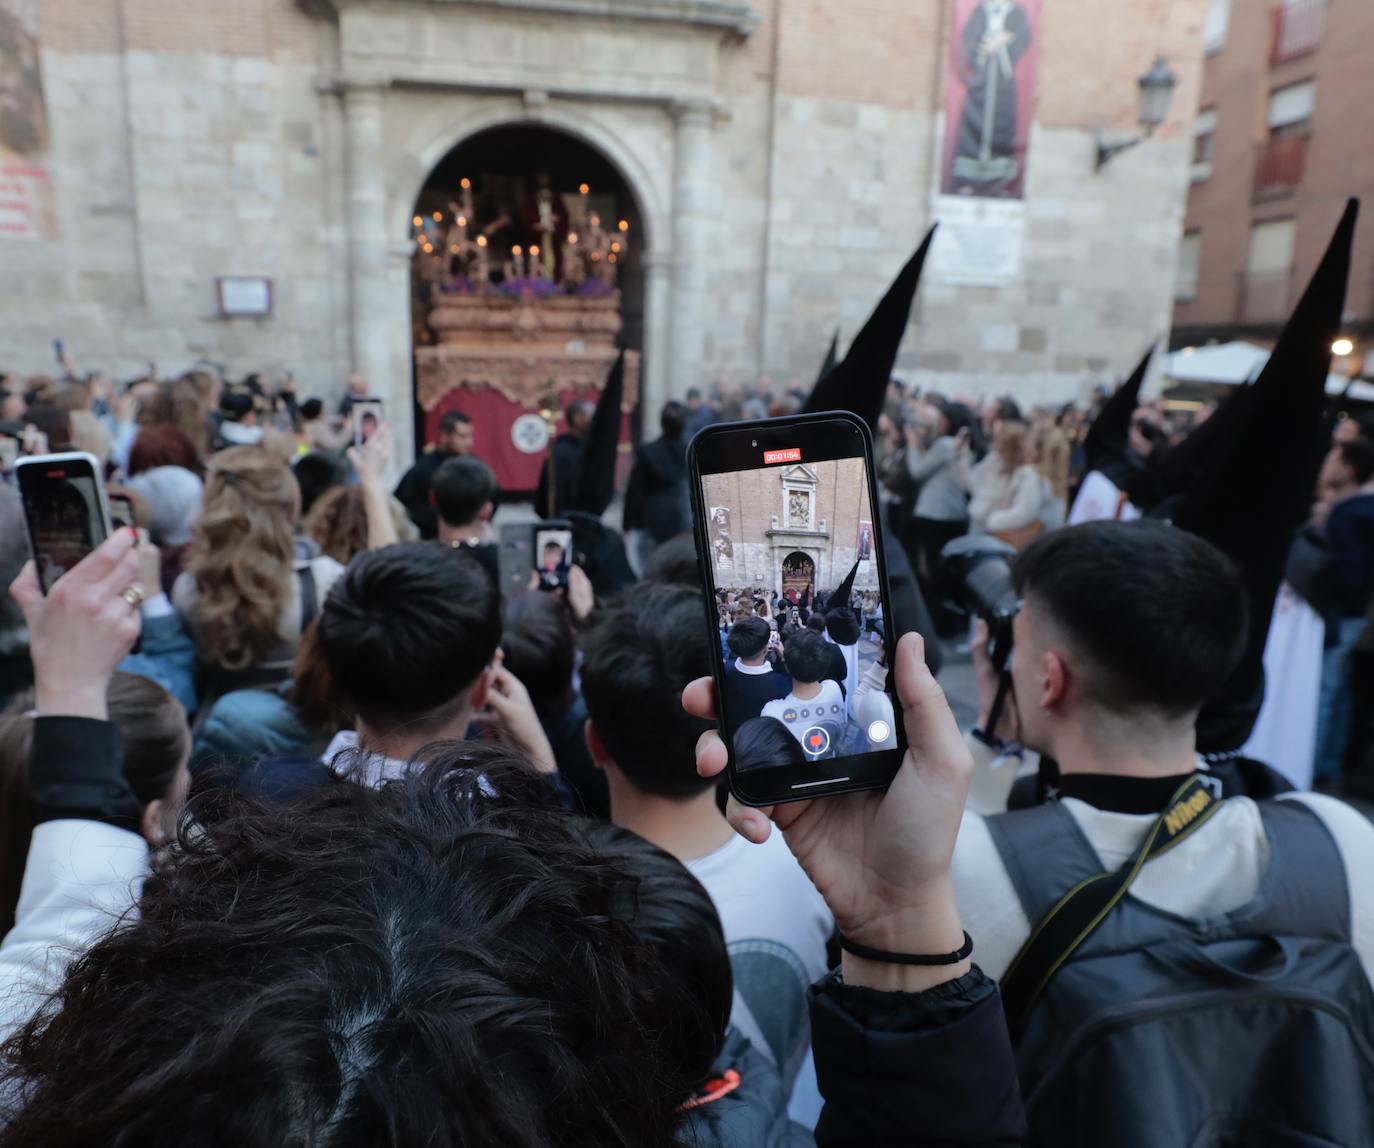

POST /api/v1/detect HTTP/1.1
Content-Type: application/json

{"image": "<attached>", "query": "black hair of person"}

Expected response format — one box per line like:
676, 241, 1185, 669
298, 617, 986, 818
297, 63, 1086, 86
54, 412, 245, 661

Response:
299, 398, 323, 421
0, 748, 691, 1147
1012, 520, 1248, 719
824, 607, 861, 646
430, 456, 498, 528
660, 401, 687, 441
577, 821, 732, 1088
641, 533, 699, 586
317, 542, 501, 730
439, 409, 471, 431
782, 629, 832, 686
1337, 438, 1374, 484
292, 451, 348, 517
501, 592, 576, 726
805, 613, 827, 634
734, 716, 806, 773
579, 581, 714, 800
725, 616, 771, 661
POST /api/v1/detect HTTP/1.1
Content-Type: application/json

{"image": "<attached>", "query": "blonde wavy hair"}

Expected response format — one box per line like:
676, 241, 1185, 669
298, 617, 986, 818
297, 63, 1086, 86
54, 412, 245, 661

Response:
994, 420, 1029, 476
1030, 426, 1071, 501
184, 447, 299, 671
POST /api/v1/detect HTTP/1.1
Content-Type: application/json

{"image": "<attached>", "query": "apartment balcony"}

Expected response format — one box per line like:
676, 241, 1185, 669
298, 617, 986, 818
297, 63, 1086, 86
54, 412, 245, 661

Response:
1253, 133, 1308, 199
1237, 270, 1293, 326
1272, 0, 1327, 64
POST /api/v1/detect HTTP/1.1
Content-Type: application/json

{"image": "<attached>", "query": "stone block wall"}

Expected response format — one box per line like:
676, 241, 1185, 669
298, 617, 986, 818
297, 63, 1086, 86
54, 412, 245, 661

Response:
0, 0, 1207, 423
0, 0, 348, 393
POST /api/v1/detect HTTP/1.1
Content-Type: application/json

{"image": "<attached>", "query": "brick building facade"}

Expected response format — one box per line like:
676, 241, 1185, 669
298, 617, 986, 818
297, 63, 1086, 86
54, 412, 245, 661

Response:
1, 0, 1208, 464
701, 457, 876, 595
1172, 0, 1374, 364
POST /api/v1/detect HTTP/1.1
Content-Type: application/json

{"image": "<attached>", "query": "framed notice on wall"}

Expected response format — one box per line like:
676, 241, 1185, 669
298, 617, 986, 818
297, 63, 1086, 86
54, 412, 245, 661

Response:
216, 277, 274, 317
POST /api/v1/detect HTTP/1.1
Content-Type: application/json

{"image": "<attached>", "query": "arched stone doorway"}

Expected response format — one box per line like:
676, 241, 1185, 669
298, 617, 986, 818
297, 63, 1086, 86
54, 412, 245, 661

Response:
781, 551, 816, 601
405, 123, 648, 494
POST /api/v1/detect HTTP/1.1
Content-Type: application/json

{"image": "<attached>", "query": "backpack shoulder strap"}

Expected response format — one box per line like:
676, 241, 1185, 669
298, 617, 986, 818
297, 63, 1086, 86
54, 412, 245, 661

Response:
1247, 798, 1351, 940
297, 563, 319, 631
985, 802, 1102, 924
997, 775, 1224, 1038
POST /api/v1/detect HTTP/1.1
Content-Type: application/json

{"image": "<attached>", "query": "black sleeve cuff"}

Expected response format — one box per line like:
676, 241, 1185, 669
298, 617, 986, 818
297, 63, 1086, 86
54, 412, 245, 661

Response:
810, 965, 1027, 1147
30, 717, 143, 833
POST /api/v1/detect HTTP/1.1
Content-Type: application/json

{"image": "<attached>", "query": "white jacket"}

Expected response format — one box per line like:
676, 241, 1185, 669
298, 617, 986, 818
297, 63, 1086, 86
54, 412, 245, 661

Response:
0, 820, 147, 1040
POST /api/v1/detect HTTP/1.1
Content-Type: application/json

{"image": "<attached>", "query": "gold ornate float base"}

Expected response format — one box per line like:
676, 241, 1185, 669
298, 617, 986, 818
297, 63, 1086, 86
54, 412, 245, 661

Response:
416, 292, 640, 412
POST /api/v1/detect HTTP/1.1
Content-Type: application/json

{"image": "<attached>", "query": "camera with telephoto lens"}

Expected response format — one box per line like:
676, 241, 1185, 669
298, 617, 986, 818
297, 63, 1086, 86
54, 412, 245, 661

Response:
942, 535, 1021, 739
941, 534, 1020, 631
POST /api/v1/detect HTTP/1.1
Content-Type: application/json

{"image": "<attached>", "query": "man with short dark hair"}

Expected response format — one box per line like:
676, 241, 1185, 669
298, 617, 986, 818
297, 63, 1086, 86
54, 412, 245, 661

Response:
431, 456, 498, 546
580, 582, 832, 1115
761, 630, 846, 759
316, 542, 552, 782
722, 616, 791, 723
956, 520, 1374, 1141
395, 411, 477, 539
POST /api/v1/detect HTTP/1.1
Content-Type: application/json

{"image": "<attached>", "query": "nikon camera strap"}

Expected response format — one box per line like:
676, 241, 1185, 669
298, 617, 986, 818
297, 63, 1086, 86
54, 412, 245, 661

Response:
998, 773, 1224, 1039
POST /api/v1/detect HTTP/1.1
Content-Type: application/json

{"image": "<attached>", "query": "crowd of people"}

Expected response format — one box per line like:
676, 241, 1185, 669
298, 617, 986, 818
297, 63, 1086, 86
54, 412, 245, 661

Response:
0, 198, 1371, 1145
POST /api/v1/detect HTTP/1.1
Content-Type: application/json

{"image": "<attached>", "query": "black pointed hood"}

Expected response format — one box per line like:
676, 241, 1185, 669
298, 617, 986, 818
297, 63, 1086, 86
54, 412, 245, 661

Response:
814, 329, 840, 389
572, 350, 626, 517
1082, 341, 1156, 477
831, 558, 860, 607
804, 227, 935, 430
1149, 383, 1255, 516
1175, 198, 1359, 757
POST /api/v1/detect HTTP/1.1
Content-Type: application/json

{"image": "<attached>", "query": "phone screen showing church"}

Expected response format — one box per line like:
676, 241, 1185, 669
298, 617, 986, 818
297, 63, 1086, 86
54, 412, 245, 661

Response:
693, 414, 904, 804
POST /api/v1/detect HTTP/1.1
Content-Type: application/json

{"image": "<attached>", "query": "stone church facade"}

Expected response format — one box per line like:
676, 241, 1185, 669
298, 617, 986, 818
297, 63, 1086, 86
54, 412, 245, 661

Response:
701, 457, 877, 595
1, 0, 1206, 464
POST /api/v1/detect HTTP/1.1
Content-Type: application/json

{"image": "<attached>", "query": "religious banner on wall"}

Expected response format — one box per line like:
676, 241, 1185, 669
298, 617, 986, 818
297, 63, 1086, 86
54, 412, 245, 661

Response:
929, 0, 1042, 286
0, 0, 55, 240
709, 507, 734, 570
940, 0, 1041, 199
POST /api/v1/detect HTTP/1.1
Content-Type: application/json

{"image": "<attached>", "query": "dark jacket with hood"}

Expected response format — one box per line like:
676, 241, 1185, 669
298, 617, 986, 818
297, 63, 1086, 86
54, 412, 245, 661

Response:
623, 433, 690, 542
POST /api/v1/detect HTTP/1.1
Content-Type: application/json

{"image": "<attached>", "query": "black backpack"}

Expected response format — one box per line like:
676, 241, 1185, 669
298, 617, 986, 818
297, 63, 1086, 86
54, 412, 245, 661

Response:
987, 796, 1374, 1147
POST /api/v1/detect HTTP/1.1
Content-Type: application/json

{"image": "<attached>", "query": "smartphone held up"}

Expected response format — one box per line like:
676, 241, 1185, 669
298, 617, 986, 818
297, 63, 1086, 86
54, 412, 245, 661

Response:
688, 411, 905, 807
15, 452, 113, 594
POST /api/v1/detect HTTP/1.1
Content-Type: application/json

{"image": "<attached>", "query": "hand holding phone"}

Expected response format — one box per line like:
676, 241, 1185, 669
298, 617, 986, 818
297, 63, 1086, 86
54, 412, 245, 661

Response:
9, 528, 143, 719
689, 411, 905, 806
685, 632, 974, 987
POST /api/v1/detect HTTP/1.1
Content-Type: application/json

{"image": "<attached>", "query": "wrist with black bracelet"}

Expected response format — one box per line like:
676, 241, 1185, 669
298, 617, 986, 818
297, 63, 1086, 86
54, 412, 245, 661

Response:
837, 889, 973, 993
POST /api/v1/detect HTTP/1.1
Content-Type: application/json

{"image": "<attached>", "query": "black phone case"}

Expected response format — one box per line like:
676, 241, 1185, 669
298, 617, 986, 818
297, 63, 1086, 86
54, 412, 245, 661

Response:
687, 410, 905, 808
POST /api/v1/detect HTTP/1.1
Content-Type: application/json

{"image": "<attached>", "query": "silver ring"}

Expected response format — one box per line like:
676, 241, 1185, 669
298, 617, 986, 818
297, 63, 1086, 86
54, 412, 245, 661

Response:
120, 585, 145, 610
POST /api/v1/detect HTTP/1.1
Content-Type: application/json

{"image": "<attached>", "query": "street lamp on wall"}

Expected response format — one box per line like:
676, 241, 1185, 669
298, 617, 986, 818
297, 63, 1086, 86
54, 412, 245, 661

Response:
1096, 57, 1179, 171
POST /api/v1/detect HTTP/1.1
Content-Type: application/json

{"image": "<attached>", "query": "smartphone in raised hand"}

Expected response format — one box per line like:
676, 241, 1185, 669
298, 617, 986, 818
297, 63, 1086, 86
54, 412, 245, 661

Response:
688, 410, 905, 807
352, 399, 385, 448
497, 519, 575, 598
15, 452, 112, 594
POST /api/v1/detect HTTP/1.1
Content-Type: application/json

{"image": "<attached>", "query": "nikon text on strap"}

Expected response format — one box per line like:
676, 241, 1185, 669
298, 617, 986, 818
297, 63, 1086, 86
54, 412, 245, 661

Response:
997, 773, 1223, 1038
